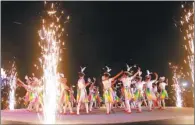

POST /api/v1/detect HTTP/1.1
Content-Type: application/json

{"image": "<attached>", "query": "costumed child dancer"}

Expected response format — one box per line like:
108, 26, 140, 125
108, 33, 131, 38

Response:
112, 86, 120, 108
119, 85, 126, 109
102, 66, 123, 114
152, 81, 159, 109
89, 78, 96, 112
30, 73, 43, 112
17, 77, 35, 111
130, 80, 137, 109
144, 70, 158, 111
95, 87, 101, 108
158, 77, 168, 110
58, 74, 74, 114
17, 76, 42, 112
34, 78, 43, 113
76, 67, 91, 115
69, 86, 76, 108
119, 64, 140, 114
134, 75, 145, 113
23, 75, 33, 107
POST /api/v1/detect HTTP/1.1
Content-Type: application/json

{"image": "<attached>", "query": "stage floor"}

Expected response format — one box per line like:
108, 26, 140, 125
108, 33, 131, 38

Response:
1, 107, 194, 124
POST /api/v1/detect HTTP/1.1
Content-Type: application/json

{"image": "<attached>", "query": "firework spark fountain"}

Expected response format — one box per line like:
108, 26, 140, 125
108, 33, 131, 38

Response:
1, 68, 8, 88
180, 2, 194, 87
169, 63, 185, 107
38, 2, 69, 124
8, 62, 17, 110
170, 2, 194, 107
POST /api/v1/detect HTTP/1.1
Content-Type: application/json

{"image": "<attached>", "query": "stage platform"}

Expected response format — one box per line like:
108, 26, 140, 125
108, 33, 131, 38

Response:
1, 107, 194, 124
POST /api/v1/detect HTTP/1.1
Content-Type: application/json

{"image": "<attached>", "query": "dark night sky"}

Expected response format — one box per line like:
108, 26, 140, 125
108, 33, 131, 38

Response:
2, 1, 183, 86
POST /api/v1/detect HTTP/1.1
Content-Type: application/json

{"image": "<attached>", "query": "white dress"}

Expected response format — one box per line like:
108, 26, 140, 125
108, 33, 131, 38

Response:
77, 78, 88, 103
159, 82, 168, 99
145, 80, 157, 100
102, 78, 114, 103
121, 77, 133, 100
134, 81, 145, 101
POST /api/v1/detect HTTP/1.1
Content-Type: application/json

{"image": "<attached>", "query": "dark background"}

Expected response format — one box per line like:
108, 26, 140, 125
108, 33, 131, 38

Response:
1, 1, 193, 107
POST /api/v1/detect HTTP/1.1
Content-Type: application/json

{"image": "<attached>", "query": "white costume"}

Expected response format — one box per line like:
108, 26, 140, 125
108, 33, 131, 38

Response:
76, 67, 89, 115
77, 78, 88, 103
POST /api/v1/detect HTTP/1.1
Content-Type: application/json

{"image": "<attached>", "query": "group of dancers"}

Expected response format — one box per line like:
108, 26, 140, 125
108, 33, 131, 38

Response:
16, 64, 169, 115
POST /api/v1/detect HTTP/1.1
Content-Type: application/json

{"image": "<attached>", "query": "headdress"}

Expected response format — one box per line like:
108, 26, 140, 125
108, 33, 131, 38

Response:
159, 76, 165, 81
124, 64, 132, 75
145, 70, 152, 78
79, 66, 86, 75
103, 66, 111, 76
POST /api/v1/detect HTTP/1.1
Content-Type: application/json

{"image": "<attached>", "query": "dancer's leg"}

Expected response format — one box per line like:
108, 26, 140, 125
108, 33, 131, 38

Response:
68, 102, 73, 113
137, 101, 142, 112
77, 102, 81, 115
125, 100, 131, 112
105, 102, 110, 114
89, 101, 93, 111
148, 100, 153, 111
162, 99, 165, 109
85, 102, 89, 113
63, 103, 68, 114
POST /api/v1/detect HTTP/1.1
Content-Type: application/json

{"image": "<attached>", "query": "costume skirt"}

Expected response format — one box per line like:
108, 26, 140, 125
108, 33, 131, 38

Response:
160, 89, 168, 100
103, 88, 114, 103
146, 88, 156, 101
124, 87, 132, 101
134, 90, 143, 101
77, 89, 88, 103
89, 93, 96, 102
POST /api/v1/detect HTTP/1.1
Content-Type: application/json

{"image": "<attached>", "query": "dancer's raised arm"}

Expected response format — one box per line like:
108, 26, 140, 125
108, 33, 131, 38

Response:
153, 72, 158, 81
17, 78, 26, 87
131, 67, 141, 79
112, 70, 123, 81
166, 79, 168, 85
85, 78, 91, 87
17, 78, 33, 92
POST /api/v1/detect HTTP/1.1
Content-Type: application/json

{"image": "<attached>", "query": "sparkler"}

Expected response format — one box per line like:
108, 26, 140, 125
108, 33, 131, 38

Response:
38, 2, 69, 124
8, 61, 17, 110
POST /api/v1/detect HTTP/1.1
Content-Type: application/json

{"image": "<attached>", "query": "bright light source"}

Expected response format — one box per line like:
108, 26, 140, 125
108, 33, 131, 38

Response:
182, 82, 188, 87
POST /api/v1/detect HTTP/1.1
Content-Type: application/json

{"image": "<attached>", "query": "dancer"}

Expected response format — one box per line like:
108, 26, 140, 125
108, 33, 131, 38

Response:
95, 87, 101, 108
69, 86, 76, 108
17, 76, 42, 112
152, 82, 159, 109
17, 77, 34, 111
119, 92, 125, 109
89, 78, 96, 112
102, 66, 123, 114
134, 76, 145, 113
23, 75, 33, 106
119, 64, 140, 114
158, 77, 168, 110
112, 87, 119, 108
58, 74, 74, 114
142, 84, 148, 107
76, 67, 90, 115
144, 70, 158, 111
130, 80, 137, 109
